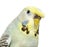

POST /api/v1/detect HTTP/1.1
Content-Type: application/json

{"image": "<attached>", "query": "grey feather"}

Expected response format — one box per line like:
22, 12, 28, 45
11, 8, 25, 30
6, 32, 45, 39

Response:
0, 33, 11, 47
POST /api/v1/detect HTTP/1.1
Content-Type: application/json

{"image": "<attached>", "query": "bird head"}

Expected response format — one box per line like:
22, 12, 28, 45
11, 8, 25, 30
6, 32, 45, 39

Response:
18, 6, 44, 36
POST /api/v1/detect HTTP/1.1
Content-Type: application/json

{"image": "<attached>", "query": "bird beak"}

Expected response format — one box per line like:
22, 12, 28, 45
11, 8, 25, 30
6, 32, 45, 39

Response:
34, 14, 41, 26
33, 14, 43, 34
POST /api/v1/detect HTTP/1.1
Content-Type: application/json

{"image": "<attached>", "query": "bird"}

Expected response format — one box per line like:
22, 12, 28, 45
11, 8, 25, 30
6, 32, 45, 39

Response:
0, 6, 44, 47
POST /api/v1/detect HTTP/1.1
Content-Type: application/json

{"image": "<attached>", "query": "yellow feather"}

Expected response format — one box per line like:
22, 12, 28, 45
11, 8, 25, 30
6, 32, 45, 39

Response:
25, 6, 44, 18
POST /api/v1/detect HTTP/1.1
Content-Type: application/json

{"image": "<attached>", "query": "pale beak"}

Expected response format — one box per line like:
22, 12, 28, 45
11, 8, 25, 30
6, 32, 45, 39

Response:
34, 14, 41, 26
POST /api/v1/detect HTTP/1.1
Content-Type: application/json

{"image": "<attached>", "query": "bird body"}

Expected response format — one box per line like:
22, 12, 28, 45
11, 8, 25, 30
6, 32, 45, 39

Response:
0, 6, 44, 47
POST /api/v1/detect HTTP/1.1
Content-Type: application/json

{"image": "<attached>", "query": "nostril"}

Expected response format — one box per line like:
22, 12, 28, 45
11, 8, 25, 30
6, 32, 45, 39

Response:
34, 14, 38, 19
39, 16, 41, 20
34, 14, 41, 20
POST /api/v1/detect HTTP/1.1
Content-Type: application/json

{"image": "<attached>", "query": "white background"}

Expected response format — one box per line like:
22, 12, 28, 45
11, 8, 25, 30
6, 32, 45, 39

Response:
0, 0, 60, 47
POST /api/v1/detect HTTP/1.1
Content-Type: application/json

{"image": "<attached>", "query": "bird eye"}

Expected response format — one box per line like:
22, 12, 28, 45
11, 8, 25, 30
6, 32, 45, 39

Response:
27, 10, 30, 14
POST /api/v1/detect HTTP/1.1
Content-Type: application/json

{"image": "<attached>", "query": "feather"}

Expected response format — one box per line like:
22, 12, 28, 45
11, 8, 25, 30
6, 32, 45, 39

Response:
0, 33, 11, 47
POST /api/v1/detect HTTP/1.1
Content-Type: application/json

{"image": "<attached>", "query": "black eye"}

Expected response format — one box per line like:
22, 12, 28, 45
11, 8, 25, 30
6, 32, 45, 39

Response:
27, 10, 30, 14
